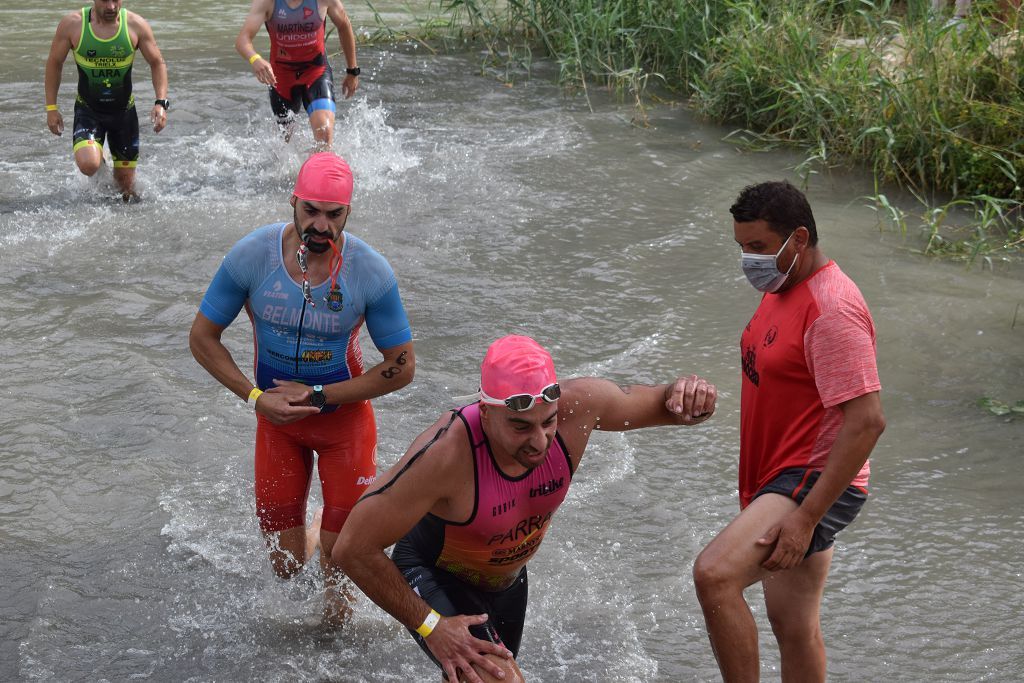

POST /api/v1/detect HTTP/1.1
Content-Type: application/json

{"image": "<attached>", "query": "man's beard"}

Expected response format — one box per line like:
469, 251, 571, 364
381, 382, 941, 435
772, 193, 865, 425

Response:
294, 208, 337, 254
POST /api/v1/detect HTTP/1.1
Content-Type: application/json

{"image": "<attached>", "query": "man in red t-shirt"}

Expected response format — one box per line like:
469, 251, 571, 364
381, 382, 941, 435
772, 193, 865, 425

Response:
694, 181, 886, 682
236, 0, 360, 149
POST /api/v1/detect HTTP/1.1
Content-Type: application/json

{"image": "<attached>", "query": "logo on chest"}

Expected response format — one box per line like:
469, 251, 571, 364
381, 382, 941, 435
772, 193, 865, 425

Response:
530, 477, 564, 498
742, 345, 759, 386
325, 286, 344, 311
491, 498, 516, 517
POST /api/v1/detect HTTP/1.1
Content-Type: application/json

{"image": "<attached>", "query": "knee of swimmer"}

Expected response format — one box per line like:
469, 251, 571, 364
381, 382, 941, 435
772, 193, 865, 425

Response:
76, 157, 101, 175
692, 552, 732, 595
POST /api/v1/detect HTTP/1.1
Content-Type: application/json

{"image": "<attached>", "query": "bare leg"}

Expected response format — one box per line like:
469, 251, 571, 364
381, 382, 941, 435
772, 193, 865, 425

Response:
693, 494, 800, 683
263, 525, 309, 579
305, 506, 323, 561
444, 654, 525, 683
112, 166, 137, 201
763, 549, 833, 683
74, 143, 103, 177
308, 109, 335, 150
318, 527, 355, 627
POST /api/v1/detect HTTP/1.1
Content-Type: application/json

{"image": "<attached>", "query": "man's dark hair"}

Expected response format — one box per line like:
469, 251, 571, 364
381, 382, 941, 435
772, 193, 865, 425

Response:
729, 180, 818, 246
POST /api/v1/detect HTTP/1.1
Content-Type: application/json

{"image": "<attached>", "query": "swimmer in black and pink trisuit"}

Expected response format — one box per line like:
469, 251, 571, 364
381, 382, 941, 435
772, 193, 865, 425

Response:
236, 0, 360, 149
336, 335, 718, 683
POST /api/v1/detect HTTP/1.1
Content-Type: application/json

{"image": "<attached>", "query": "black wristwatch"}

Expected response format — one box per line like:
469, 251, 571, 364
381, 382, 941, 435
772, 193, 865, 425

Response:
154, 98, 170, 111
345, 67, 361, 77
310, 384, 327, 411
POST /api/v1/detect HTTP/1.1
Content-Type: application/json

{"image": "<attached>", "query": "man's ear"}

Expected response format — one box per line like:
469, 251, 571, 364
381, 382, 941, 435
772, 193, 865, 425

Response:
794, 226, 810, 249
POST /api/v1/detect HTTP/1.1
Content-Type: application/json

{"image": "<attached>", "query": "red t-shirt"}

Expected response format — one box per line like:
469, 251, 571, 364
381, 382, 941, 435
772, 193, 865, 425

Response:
738, 260, 880, 508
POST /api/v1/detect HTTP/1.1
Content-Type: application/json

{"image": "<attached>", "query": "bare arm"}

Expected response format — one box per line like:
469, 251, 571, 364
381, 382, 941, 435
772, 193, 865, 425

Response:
129, 13, 168, 132
236, 0, 276, 85
334, 419, 512, 683
556, 375, 717, 462
758, 390, 886, 570
44, 14, 78, 135
326, 0, 358, 98
188, 311, 319, 424
270, 339, 415, 408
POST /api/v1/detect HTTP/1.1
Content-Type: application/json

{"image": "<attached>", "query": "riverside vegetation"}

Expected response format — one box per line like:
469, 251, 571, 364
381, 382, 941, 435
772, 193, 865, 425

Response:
364, 0, 1024, 263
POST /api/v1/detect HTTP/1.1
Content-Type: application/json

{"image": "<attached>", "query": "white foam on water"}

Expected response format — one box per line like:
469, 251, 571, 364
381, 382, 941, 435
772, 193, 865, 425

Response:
335, 97, 421, 195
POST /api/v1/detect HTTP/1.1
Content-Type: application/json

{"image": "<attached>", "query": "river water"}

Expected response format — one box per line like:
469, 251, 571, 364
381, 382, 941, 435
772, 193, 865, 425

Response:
1, 2, 1022, 681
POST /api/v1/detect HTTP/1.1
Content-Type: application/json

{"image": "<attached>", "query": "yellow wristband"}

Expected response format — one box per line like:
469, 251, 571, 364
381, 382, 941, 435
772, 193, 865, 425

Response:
248, 387, 263, 404
415, 609, 441, 638
46, 104, 59, 111
249, 53, 262, 65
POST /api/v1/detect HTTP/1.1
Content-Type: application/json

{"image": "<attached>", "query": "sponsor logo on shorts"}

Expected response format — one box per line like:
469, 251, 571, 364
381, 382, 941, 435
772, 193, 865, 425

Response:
356, 475, 376, 486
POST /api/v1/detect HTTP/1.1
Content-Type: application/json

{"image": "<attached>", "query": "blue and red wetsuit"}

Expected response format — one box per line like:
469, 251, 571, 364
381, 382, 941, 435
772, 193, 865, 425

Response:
199, 222, 412, 533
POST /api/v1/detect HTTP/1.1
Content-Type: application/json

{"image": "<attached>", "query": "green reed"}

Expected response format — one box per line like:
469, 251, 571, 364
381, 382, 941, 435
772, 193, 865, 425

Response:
380, 0, 1023, 259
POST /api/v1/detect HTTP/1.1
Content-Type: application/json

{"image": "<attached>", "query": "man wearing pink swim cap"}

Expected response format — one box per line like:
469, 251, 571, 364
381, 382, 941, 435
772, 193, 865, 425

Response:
336, 335, 717, 683
190, 152, 415, 626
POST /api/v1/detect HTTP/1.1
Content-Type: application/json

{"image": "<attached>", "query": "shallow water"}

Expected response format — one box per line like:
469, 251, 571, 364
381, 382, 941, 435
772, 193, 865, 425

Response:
1, 2, 1022, 681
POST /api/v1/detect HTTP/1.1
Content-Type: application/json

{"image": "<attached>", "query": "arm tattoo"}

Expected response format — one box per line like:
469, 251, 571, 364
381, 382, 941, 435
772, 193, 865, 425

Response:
381, 350, 409, 379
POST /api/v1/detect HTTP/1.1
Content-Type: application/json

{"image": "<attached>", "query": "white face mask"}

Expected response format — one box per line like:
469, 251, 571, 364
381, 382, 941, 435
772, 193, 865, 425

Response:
740, 232, 798, 293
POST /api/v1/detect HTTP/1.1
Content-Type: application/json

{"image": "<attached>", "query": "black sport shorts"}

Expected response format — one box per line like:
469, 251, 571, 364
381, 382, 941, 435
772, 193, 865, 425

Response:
72, 101, 140, 167
753, 467, 868, 557
401, 563, 528, 668
269, 61, 336, 123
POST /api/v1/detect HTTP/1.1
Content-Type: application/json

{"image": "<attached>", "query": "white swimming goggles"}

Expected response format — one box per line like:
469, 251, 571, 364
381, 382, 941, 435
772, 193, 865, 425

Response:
478, 383, 561, 411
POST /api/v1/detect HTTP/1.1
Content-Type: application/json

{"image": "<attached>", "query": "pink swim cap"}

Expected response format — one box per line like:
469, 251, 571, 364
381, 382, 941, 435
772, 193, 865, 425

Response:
480, 335, 558, 400
293, 152, 353, 205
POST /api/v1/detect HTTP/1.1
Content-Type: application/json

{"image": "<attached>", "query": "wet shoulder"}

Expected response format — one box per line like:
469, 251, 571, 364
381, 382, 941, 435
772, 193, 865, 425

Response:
60, 9, 84, 41
342, 233, 398, 297
222, 223, 286, 285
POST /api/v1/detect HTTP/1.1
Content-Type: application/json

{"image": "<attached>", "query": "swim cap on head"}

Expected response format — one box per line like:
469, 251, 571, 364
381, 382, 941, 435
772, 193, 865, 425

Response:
293, 152, 353, 205
480, 335, 558, 400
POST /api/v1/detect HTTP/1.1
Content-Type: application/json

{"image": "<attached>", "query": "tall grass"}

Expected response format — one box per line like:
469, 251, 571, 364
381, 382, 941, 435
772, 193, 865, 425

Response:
393, 0, 1024, 260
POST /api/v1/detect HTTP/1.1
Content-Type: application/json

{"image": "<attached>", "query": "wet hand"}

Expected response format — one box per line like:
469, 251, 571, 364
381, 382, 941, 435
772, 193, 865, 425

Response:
256, 380, 321, 424
426, 614, 514, 683
341, 74, 358, 99
150, 105, 167, 133
47, 110, 64, 136
252, 57, 276, 86
758, 509, 816, 571
665, 374, 717, 424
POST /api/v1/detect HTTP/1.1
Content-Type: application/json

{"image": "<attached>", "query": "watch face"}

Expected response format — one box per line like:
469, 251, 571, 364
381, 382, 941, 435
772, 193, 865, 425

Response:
311, 386, 327, 408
